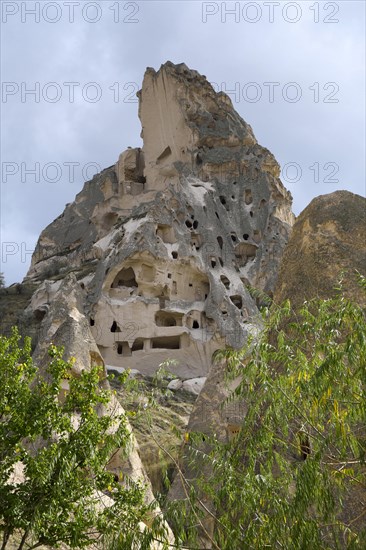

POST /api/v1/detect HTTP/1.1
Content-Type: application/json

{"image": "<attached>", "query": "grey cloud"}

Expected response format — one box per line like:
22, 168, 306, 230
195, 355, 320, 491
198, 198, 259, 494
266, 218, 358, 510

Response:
1, 0, 365, 285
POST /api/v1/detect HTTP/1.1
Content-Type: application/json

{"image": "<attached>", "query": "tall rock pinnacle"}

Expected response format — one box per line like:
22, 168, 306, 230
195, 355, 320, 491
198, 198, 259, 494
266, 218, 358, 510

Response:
138, 61, 257, 187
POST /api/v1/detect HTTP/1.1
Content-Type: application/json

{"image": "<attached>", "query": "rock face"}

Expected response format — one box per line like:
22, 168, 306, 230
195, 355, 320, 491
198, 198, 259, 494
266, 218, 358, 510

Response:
274, 190, 366, 307
20, 62, 294, 547
28, 274, 156, 503
24, 61, 294, 382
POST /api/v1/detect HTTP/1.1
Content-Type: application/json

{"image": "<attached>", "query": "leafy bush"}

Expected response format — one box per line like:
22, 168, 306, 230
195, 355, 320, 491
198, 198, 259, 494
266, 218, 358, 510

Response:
0, 328, 169, 550
168, 276, 366, 549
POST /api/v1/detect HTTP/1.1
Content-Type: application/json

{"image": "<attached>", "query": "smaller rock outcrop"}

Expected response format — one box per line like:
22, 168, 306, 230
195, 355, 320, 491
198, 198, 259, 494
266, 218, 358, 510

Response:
274, 190, 366, 307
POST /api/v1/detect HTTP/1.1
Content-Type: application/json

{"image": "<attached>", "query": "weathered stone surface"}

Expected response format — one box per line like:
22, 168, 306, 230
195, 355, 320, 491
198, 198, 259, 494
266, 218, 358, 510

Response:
24, 61, 294, 382
182, 377, 207, 395
274, 190, 366, 307
18, 64, 295, 544
167, 379, 183, 391
29, 275, 154, 496
167, 191, 366, 544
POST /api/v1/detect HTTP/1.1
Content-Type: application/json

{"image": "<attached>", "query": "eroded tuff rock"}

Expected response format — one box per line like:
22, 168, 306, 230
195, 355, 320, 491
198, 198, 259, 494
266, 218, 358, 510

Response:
29, 274, 157, 502
2, 61, 298, 547
274, 190, 366, 307
25, 61, 294, 382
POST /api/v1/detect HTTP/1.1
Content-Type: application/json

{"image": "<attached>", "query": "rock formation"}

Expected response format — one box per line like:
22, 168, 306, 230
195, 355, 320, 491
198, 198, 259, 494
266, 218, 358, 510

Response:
14, 61, 294, 547
29, 274, 153, 489
24, 61, 294, 384
2, 61, 364, 547
274, 190, 366, 307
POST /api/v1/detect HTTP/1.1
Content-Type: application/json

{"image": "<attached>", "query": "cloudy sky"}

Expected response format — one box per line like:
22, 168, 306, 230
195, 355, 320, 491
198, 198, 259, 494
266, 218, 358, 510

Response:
1, 0, 365, 285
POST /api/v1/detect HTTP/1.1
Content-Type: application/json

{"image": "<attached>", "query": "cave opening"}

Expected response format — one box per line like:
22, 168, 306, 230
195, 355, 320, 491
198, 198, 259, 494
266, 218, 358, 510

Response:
110, 320, 121, 333
245, 189, 253, 205
220, 275, 230, 289
157, 224, 176, 244
151, 336, 181, 349
131, 338, 144, 352
155, 311, 183, 327
230, 295, 243, 309
111, 267, 137, 288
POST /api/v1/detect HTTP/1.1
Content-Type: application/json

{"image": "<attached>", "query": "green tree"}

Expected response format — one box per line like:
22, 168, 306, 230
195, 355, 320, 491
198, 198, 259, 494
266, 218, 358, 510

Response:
0, 273, 5, 289
168, 277, 366, 549
0, 328, 169, 550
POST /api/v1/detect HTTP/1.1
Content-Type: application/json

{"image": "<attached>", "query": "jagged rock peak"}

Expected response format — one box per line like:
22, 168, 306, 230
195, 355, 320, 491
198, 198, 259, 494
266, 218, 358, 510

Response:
137, 60, 259, 188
